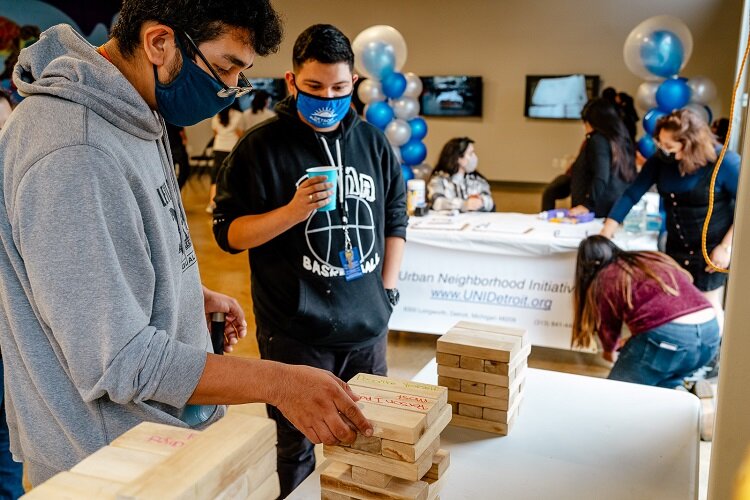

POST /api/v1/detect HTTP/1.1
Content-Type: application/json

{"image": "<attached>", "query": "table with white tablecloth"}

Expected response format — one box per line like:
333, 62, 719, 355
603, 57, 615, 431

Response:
388, 212, 657, 349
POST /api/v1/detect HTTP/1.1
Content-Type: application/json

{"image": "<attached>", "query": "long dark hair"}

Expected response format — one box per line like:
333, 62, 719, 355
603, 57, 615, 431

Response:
251, 90, 271, 114
217, 101, 241, 126
581, 98, 636, 183
572, 236, 691, 349
432, 137, 474, 176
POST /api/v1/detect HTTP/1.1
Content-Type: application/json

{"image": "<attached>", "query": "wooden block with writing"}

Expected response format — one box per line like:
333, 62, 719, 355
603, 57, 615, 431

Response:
71, 445, 165, 484
460, 379, 484, 395
20, 472, 123, 499
352, 384, 443, 427
437, 376, 461, 391
357, 400, 426, 444
352, 465, 392, 488
423, 449, 450, 481
458, 403, 483, 419
110, 422, 201, 457
320, 461, 428, 500
381, 404, 451, 463
324, 437, 438, 482
459, 356, 484, 371
437, 364, 509, 386
349, 373, 448, 408
436, 352, 460, 368
116, 414, 276, 500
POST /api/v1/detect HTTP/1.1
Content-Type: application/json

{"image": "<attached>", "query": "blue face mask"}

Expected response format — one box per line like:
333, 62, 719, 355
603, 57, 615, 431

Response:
295, 86, 352, 129
155, 41, 235, 127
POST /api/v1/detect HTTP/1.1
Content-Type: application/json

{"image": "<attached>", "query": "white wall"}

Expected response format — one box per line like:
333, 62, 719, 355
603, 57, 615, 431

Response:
186, 0, 742, 183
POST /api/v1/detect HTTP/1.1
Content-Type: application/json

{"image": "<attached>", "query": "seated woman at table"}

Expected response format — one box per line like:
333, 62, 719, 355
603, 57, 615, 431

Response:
601, 109, 740, 328
427, 137, 495, 212
572, 235, 720, 388
567, 98, 637, 217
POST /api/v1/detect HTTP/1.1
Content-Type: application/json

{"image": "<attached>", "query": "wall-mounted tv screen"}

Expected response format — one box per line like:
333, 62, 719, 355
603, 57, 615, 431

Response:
420, 76, 482, 117
524, 74, 600, 120
238, 77, 287, 111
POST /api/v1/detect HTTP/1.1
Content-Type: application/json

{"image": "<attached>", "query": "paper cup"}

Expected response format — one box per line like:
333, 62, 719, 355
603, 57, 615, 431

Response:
306, 166, 338, 212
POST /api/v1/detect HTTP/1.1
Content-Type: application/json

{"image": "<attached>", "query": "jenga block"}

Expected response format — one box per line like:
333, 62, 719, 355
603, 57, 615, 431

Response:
483, 359, 504, 375
110, 422, 202, 456
483, 407, 511, 423
357, 400, 426, 444
460, 379, 484, 395
324, 437, 438, 482
320, 461, 429, 500
451, 321, 527, 340
450, 413, 515, 435
351, 384, 443, 426
459, 356, 484, 371
484, 368, 526, 398
71, 445, 165, 483
243, 446, 278, 492
437, 376, 461, 391
20, 472, 122, 499
381, 404, 451, 463
437, 329, 522, 362
483, 344, 532, 375
116, 414, 276, 500
247, 472, 280, 500
436, 352, 460, 368
437, 364, 509, 386
322, 490, 355, 500
450, 401, 458, 415
349, 433, 382, 454
448, 388, 519, 411
458, 403, 483, 419
349, 374, 448, 407
352, 465, 392, 488
423, 449, 450, 481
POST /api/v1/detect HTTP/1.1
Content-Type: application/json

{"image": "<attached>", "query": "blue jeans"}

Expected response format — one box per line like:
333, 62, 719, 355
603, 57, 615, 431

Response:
608, 319, 721, 388
0, 358, 24, 500
256, 328, 388, 499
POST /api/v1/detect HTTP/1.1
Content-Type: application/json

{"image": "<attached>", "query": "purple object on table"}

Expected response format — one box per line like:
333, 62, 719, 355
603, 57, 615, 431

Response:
542, 208, 595, 223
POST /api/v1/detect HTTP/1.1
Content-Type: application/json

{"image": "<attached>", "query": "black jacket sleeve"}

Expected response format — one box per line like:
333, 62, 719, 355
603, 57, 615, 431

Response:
584, 134, 612, 212
382, 143, 408, 240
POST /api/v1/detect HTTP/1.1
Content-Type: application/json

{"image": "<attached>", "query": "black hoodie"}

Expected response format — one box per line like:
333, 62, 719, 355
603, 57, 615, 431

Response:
213, 96, 407, 348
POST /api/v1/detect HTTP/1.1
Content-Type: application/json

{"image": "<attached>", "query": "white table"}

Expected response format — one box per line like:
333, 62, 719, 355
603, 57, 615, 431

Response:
389, 212, 657, 349
289, 362, 700, 500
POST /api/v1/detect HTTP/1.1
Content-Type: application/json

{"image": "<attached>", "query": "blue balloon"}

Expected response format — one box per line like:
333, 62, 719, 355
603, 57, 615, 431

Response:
643, 108, 667, 135
365, 101, 395, 130
361, 42, 396, 80
408, 117, 428, 141
381, 72, 407, 99
639, 30, 684, 78
400, 164, 415, 183
637, 135, 657, 159
401, 139, 427, 166
655, 77, 691, 112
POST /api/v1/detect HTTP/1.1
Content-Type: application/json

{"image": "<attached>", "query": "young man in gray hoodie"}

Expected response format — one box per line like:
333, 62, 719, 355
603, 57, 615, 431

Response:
0, 0, 372, 486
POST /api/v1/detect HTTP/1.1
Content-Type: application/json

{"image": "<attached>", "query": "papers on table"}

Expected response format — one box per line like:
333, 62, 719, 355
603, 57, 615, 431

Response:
410, 216, 469, 231
471, 221, 533, 234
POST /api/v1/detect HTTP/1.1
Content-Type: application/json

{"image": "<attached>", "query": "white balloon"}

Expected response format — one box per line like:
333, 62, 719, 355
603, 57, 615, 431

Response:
635, 81, 660, 111
392, 97, 420, 120
687, 76, 717, 105
623, 15, 693, 80
403, 73, 423, 98
684, 103, 710, 123
352, 25, 408, 77
412, 162, 432, 180
385, 119, 412, 147
358, 79, 385, 104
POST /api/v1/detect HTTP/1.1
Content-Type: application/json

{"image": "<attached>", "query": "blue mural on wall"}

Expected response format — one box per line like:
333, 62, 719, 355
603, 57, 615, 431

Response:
0, 0, 121, 101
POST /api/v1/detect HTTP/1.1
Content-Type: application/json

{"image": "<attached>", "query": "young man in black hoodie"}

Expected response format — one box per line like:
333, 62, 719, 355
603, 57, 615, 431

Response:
213, 24, 407, 496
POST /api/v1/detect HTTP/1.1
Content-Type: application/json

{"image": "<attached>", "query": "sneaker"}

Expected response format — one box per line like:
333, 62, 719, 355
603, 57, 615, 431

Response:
690, 380, 715, 441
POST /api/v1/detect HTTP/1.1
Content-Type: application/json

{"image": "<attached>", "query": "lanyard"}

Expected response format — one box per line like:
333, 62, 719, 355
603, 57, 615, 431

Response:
320, 137, 353, 255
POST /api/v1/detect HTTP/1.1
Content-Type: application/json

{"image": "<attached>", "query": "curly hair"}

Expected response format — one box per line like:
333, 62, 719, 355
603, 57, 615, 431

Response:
654, 108, 718, 175
432, 137, 474, 176
111, 0, 283, 58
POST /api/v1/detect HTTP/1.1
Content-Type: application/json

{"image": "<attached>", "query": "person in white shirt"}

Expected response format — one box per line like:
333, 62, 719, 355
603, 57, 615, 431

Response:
243, 89, 276, 130
208, 102, 244, 212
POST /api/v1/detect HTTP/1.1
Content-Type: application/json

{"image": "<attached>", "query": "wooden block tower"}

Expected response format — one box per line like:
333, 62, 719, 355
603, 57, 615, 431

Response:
319, 373, 453, 500
437, 321, 530, 435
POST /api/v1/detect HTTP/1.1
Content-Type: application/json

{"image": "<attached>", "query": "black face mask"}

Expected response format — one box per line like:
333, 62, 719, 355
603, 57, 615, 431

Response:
655, 147, 678, 164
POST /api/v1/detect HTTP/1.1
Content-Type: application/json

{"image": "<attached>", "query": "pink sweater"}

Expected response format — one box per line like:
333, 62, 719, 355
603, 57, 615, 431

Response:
595, 261, 712, 352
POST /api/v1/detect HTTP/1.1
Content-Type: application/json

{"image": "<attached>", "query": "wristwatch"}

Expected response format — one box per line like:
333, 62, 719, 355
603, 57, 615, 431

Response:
385, 288, 400, 306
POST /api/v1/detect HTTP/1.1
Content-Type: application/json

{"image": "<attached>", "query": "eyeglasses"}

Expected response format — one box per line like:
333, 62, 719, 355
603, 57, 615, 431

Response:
180, 31, 253, 98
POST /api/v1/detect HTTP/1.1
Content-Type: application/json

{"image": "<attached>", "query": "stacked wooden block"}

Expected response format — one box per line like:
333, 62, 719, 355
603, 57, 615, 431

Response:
437, 321, 530, 435
24, 405, 279, 499
320, 373, 452, 500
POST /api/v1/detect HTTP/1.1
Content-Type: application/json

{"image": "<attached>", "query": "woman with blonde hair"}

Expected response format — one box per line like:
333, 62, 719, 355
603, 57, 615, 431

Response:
601, 109, 740, 325
573, 236, 719, 387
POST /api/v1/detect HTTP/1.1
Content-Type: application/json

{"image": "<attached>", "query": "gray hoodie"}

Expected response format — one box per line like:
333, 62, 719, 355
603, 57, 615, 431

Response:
0, 25, 223, 483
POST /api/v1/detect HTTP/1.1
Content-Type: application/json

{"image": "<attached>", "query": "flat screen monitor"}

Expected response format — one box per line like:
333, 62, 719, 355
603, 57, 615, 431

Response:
420, 76, 483, 117
238, 77, 287, 111
524, 74, 600, 120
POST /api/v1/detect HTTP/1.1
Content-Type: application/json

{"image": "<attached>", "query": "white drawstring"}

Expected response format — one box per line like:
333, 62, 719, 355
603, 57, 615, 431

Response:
320, 137, 345, 205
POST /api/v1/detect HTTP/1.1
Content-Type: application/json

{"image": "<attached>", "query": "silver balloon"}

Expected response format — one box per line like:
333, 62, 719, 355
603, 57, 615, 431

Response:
684, 103, 710, 123
635, 82, 660, 111
687, 76, 717, 105
385, 119, 412, 147
412, 162, 432, 180
391, 144, 403, 164
352, 25, 408, 78
358, 79, 386, 104
392, 97, 420, 120
403, 72, 423, 98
